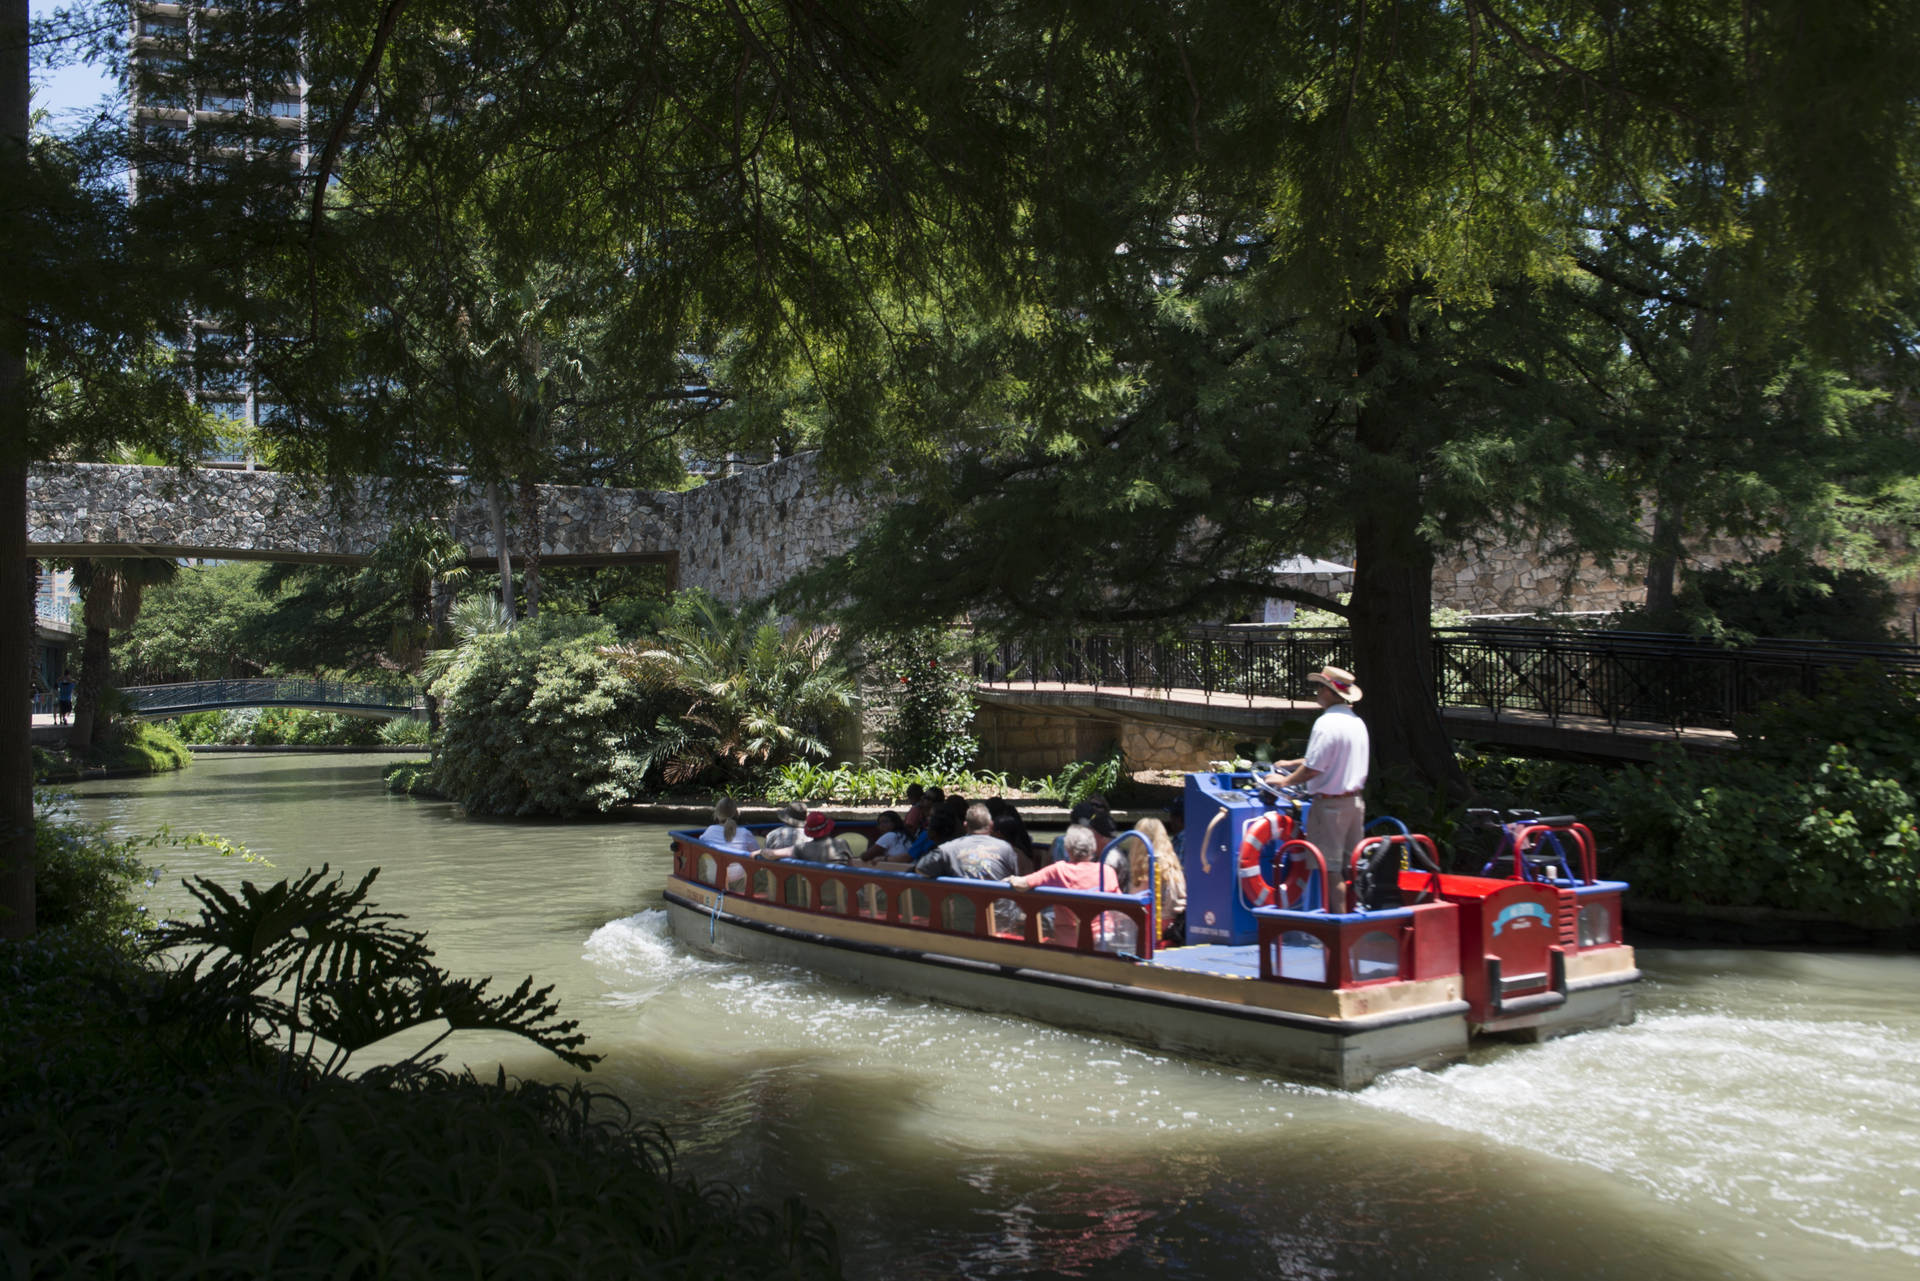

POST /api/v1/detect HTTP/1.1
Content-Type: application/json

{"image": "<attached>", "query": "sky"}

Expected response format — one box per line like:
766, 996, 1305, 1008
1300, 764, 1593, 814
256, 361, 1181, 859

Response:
30, 0, 122, 131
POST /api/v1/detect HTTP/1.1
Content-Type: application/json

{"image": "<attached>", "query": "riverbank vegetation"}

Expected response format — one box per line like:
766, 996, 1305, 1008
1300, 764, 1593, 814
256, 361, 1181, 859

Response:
2, 807, 840, 1277
169, 707, 425, 748
33, 718, 191, 783
1439, 668, 1920, 931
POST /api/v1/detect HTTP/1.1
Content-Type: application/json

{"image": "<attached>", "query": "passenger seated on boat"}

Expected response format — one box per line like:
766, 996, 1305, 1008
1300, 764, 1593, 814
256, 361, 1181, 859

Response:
1045, 799, 1110, 866
913, 804, 1020, 880
1007, 824, 1118, 947
762, 801, 809, 855
901, 784, 928, 837
1130, 817, 1187, 945
904, 805, 954, 861
1089, 810, 1131, 890
864, 811, 910, 862
696, 798, 761, 854
992, 812, 1039, 876
792, 811, 854, 864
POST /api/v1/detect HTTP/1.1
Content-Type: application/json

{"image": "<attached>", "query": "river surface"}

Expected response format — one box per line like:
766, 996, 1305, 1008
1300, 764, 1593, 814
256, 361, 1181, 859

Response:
62, 754, 1920, 1281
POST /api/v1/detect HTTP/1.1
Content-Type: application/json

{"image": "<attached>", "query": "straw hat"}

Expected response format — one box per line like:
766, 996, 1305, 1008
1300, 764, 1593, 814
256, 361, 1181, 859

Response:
1308, 665, 1363, 704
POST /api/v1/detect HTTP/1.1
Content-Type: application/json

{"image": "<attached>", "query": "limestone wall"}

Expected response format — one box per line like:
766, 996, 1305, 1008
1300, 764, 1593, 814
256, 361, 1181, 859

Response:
673, 453, 871, 603
974, 703, 1240, 775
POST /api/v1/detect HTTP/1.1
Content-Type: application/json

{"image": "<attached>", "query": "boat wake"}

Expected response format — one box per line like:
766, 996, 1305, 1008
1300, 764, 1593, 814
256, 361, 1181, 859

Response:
583, 910, 731, 1005
1356, 1007, 1920, 1268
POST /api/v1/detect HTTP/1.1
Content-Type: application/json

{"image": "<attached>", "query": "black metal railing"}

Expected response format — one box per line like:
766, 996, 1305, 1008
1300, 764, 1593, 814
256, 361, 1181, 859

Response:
975, 625, 1920, 732
120, 679, 421, 714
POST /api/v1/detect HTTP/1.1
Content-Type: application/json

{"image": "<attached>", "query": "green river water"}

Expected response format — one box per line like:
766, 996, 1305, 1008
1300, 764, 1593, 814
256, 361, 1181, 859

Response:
61, 753, 1920, 1281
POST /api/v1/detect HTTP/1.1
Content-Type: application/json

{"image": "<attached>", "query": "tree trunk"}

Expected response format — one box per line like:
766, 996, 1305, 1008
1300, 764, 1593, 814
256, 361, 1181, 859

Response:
516, 476, 541, 619
1643, 496, 1684, 622
1349, 511, 1465, 804
0, 0, 30, 938
1346, 299, 1466, 804
0, 465, 31, 940
66, 559, 111, 751
484, 480, 516, 617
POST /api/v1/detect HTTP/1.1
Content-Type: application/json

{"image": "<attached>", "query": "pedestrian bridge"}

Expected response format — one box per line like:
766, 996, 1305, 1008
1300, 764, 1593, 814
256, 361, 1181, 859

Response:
121, 679, 423, 720
27, 454, 864, 605
969, 625, 1920, 773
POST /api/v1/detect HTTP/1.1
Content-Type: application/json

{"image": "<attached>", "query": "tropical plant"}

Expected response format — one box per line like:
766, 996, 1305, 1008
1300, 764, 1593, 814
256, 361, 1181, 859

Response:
603, 592, 855, 788
146, 865, 596, 1083
379, 716, 432, 747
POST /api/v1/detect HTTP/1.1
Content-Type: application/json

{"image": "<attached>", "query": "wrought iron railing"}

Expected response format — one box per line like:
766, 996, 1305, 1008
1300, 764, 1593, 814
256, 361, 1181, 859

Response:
119, 679, 422, 714
974, 625, 1920, 732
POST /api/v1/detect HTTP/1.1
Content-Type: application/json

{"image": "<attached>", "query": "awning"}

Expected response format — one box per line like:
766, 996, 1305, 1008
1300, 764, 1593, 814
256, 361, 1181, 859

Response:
1268, 555, 1353, 576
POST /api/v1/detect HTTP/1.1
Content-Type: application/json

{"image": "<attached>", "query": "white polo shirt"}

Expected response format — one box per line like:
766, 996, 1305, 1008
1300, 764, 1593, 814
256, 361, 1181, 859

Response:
1302, 704, 1369, 795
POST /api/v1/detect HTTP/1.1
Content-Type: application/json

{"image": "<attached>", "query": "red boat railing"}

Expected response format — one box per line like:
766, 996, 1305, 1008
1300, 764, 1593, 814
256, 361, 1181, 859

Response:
672, 837, 1157, 960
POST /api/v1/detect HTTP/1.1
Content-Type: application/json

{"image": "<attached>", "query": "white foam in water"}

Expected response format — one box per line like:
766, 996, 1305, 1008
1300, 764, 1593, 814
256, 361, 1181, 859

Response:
1357, 1008, 1920, 1264
582, 910, 730, 1005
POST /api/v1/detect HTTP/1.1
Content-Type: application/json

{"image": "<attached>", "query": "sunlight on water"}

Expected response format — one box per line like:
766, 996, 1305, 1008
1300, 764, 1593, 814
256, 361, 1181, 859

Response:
66, 757, 1920, 1281
1356, 1007, 1920, 1267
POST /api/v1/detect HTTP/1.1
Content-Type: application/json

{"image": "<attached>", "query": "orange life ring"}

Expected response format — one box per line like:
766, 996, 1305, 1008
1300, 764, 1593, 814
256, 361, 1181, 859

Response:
1237, 811, 1293, 909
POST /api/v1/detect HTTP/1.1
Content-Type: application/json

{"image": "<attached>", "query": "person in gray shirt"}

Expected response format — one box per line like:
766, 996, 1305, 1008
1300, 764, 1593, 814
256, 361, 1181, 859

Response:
915, 803, 1020, 881
762, 801, 809, 854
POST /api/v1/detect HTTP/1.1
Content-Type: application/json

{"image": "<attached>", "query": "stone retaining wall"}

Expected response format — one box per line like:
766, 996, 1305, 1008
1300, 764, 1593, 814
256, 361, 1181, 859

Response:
974, 703, 1241, 775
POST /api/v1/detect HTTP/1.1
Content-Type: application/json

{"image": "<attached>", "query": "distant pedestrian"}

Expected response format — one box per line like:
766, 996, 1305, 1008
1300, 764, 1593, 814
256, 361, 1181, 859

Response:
56, 675, 75, 726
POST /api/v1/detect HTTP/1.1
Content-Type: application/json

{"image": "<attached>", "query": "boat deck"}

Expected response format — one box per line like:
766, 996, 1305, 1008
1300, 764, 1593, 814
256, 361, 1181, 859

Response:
1147, 944, 1264, 978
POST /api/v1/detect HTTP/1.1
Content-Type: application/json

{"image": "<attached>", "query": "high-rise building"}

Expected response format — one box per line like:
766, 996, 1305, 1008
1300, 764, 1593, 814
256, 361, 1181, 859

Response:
128, 1, 312, 467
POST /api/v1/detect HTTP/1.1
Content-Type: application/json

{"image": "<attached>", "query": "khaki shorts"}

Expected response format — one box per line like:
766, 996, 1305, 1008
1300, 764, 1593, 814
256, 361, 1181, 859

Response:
1305, 793, 1366, 870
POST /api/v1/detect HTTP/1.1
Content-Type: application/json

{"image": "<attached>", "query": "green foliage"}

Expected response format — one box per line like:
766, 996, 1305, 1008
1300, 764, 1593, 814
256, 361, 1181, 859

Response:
31, 803, 152, 955
871, 628, 980, 773
433, 618, 659, 816
146, 866, 595, 1079
1, 863, 838, 1279
1597, 666, 1920, 923
115, 562, 278, 683
3, 1072, 839, 1279
99, 719, 194, 773
1052, 745, 1127, 809
764, 761, 1023, 805
384, 760, 437, 796
1630, 549, 1900, 644
603, 592, 856, 790
168, 708, 386, 747
380, 716, 433, 746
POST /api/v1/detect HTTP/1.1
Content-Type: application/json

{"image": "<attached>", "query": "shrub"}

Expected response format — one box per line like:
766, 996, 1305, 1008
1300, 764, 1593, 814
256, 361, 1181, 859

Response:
870, 628, 979, 773
30, 800, 153, 954
380, 716, 433, 746
384, 758, 436, 795
433, 618, 661, 816
764, 761, 1022, 804
1598, 664, 1920, 924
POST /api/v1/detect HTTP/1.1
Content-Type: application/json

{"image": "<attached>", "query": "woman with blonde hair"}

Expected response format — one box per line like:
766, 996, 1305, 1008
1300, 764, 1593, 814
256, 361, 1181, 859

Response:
696, 796, 761, 853
1128, 817, 1187, 945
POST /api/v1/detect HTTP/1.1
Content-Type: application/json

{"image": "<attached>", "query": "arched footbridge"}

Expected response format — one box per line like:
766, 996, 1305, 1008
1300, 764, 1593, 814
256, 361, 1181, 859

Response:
122, 679, 423, 720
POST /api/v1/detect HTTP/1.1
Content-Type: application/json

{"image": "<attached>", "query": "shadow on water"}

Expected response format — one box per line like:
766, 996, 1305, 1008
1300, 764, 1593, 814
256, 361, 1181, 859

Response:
67, 755, 1919, 1281
479, 1031, 1767, 1281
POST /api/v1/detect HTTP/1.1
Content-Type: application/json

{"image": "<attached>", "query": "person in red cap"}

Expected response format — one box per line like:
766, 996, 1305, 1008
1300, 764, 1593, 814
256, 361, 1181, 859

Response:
1263, 665, 1370, 869
793, 810, 853, 864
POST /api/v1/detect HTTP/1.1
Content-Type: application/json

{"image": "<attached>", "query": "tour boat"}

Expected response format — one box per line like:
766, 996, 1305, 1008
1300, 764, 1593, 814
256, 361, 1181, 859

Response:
661, 773, 1639, 1089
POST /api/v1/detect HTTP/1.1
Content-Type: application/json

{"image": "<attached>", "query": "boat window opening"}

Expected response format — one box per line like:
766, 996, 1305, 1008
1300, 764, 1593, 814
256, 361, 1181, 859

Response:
941, 896, 977, 934
903, 888, 932, 927
783, 875, 812, 909
696, 853, 718, 886
1578, 901, 1613, 947
1100, 912, 1138, 954
1276, 930, 1329, 983
857, 884, 888, 920
753, 868, 776, 900
1350, 930, 1401, 982
819, 879, 850, 915
990, 897, 1026, 938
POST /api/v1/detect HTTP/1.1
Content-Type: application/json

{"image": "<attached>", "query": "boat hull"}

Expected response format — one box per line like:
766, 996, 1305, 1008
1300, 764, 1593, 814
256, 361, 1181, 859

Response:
664, 882, 1472, 1089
